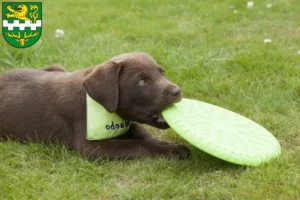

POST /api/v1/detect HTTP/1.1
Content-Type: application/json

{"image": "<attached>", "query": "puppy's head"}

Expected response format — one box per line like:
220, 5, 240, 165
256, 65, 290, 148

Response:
82, 52, 182, 129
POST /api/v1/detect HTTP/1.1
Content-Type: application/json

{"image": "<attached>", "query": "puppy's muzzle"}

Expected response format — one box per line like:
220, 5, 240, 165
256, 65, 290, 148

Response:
163, 85, 182, 103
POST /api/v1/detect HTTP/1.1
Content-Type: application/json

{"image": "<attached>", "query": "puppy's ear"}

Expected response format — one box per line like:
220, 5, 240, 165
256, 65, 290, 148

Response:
82, 61, 122, 112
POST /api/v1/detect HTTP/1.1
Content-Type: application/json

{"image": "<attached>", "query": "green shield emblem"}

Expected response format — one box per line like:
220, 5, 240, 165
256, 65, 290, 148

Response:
2, 2, 42, 48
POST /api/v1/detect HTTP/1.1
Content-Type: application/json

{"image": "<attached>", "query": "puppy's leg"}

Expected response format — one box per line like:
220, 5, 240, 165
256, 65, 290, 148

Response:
40, 65, 67, 72
74, 138, 189, 161
72, 123, 189, 161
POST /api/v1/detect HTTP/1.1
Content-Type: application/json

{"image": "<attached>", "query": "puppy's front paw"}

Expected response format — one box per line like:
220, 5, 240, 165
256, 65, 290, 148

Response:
169, 144, 190, 159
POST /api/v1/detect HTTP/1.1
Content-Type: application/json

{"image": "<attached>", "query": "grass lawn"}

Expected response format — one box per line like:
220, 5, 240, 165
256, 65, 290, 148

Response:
1, 0, 300, 199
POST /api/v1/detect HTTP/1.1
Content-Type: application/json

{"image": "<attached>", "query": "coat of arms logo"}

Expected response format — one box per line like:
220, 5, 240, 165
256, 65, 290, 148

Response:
2, 2, 42, 48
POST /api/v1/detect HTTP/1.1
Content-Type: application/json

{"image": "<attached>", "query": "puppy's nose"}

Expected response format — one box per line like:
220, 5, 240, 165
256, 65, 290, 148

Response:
170, 87, 181, 97
164, 86, 182, 101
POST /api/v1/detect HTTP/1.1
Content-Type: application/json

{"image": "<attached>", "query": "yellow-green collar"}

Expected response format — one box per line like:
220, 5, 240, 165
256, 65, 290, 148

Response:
86, 94, 130, 140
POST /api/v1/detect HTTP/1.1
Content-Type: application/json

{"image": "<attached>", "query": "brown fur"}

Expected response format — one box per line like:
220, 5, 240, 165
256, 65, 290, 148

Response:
0, 52, 189, 160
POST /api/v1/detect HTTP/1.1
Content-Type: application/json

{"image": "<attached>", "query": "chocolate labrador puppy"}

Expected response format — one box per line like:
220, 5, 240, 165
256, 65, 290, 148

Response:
0, 52, 189, 161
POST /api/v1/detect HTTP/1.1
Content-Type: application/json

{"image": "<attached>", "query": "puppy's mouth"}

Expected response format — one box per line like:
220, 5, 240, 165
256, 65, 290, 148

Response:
147, 97, 182, 129
149, 113, 169, 129
152, 113, 166, 124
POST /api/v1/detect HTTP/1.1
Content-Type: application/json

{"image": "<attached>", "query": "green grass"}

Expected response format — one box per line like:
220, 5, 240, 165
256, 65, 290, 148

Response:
1, 0, 300, 199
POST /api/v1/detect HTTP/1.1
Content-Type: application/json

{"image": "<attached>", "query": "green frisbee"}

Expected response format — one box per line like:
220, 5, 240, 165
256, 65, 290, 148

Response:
162, 98, 281, 166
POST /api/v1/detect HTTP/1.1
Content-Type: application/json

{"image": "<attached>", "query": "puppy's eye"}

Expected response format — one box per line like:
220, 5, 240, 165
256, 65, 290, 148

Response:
138, 79, 146, 86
